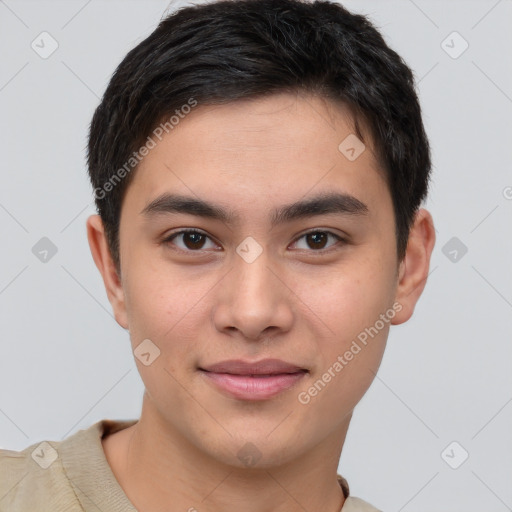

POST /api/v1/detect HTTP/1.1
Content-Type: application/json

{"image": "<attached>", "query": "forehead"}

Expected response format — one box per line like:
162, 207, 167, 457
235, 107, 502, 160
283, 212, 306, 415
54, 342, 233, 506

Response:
159, 92, 370, 155
123, 92, 389, 222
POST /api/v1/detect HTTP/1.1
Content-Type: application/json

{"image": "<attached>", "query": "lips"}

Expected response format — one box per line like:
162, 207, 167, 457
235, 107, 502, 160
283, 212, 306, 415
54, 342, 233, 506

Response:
199, 358, 307, 376
198, 359, 308, 400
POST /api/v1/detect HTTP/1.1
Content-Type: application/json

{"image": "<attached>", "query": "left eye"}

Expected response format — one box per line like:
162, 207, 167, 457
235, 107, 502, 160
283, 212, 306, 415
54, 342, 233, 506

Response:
291, 231, 342, 251
162, 229, 343, 252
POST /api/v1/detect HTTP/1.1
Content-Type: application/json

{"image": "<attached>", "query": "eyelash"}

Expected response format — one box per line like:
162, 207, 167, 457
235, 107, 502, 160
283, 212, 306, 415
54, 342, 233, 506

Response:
161, 228, 345, 254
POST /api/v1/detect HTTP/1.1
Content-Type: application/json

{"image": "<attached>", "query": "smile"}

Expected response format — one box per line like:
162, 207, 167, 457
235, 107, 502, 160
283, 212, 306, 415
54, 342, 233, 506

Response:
199, 370, 308, 401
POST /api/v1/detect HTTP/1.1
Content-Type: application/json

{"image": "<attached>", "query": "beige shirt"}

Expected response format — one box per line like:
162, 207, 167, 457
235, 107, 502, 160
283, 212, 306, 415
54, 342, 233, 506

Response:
0, 419, 381, 512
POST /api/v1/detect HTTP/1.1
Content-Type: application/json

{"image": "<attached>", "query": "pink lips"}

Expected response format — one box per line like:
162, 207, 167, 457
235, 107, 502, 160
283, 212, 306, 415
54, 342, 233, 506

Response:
199, 358, 308, 400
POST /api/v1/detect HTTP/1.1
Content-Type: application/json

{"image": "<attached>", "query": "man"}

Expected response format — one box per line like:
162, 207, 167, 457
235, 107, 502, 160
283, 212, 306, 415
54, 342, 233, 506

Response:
0, 1, 435, 510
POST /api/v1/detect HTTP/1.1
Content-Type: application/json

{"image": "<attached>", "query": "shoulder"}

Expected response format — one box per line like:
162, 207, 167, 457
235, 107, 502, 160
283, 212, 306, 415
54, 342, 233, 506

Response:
0, 438, 82, 511
342, 496, 382, 512
0, 418, 138, 512
337, 474, 381, 512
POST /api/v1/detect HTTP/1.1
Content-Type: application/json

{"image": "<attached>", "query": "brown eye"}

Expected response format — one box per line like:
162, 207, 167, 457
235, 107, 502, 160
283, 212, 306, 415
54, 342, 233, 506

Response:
163, 229, 218, 251
182, 232, 206, 250
305, 232, 328, 249
292, 230, 343, 251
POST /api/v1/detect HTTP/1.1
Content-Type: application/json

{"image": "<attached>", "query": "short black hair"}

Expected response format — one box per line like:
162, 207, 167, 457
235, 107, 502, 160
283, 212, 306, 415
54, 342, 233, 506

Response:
87, 0, 431, 274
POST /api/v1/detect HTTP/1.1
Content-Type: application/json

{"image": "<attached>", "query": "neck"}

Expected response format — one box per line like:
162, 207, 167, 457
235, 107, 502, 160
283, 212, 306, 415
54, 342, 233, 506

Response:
108, 396, 351, 512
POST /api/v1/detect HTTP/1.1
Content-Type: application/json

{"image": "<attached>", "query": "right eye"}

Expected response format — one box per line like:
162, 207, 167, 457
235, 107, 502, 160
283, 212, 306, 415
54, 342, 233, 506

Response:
161, 229, 221, 252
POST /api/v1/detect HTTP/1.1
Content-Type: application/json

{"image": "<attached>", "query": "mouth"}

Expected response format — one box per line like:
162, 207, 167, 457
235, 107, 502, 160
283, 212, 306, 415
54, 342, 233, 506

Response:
198, 359, 308, 400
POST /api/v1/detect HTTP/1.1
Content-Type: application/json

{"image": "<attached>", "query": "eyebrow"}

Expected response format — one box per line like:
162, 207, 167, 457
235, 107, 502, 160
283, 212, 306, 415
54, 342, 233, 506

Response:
140, 191, 369, 228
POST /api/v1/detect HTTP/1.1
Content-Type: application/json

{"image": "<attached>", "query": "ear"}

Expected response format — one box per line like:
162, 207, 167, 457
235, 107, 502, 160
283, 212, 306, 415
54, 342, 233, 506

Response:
86, 214, 129, 329
391, 208, 436, 325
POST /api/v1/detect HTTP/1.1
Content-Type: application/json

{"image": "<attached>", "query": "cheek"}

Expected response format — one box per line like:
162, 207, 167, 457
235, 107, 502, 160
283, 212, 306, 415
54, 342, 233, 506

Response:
304, 256, 395, 340
300, 258, 396, 419
308, 337, 386, 429
123, 262, 214, 366
124, 269, 202, 405
302, 306, 390, 428
123, 273, 169, 340
122, 267, 189, 369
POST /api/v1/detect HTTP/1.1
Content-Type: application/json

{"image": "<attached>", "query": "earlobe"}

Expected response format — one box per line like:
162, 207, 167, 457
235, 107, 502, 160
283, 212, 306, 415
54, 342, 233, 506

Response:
391, 208, 436, 325
86, 214, 129, 330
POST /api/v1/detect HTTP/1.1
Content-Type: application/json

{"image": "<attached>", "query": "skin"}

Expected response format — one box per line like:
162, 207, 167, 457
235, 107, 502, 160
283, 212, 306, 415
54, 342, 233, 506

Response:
87, 91, 435, 512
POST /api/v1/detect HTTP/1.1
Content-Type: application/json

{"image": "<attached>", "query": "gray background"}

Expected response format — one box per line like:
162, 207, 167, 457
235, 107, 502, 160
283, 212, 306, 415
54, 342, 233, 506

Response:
1, 1, 511, 510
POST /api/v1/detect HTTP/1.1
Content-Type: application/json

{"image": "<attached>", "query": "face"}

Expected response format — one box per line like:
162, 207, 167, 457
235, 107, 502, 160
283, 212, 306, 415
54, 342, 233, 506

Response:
89, 92, 426, 469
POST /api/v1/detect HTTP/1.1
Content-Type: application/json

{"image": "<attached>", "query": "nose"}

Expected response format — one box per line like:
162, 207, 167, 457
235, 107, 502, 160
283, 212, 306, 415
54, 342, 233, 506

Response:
212, 247, 294, 342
